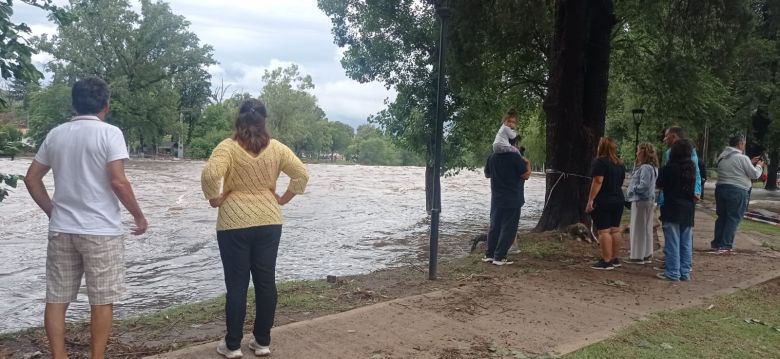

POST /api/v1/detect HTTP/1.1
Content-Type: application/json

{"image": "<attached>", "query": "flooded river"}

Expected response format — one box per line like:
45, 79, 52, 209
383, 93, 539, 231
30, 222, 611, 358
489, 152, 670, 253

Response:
0, 158, 544, 333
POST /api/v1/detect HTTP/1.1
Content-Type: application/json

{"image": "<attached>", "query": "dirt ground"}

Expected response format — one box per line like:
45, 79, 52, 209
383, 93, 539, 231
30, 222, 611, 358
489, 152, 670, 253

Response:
1, 208, 779, 359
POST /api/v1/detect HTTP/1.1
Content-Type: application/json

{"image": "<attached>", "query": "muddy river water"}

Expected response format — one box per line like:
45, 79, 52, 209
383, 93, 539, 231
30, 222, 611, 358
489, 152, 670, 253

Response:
0, 158, 544, 333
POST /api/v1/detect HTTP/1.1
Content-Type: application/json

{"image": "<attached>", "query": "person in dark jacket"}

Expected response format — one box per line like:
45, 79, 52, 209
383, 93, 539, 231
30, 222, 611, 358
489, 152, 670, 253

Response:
656, 139, 697, 281
483, 138, 531, 265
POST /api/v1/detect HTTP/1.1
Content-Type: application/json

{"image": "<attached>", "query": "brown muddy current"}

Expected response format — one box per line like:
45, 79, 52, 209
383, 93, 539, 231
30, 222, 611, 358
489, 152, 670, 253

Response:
0, 158, 544, 332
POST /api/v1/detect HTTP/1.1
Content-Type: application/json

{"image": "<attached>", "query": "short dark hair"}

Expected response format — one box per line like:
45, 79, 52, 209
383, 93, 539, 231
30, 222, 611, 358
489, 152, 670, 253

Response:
728, 133, 745, 147
666, 126, 685, 139
72, 77, 110, 115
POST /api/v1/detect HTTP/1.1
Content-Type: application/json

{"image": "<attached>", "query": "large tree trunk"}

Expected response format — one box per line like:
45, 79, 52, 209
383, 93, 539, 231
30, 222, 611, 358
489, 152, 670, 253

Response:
767, 148, 779, 190
535, 0, 616, 231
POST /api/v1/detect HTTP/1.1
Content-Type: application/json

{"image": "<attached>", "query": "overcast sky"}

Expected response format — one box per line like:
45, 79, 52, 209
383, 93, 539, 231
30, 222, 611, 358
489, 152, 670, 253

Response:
11, 0, 394, 128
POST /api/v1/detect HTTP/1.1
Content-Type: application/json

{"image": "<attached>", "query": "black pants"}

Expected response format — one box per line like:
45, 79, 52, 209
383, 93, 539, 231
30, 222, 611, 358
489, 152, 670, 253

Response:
486, 206, 521, 260
217, 225, 282, 350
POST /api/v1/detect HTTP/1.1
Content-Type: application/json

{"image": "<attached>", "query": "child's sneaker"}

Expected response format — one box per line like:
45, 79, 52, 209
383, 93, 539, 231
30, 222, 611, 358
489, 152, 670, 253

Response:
217, 340, 243, 359
481, 255, 494, 263
248, 339, 271, 357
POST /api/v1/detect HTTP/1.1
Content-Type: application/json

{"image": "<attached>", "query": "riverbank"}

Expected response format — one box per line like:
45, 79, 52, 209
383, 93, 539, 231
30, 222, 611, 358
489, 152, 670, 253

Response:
1, 208, 779, 358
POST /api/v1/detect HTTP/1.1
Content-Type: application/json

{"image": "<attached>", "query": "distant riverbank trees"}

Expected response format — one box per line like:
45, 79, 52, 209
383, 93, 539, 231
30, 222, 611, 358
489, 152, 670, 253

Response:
0, 0, 418, 167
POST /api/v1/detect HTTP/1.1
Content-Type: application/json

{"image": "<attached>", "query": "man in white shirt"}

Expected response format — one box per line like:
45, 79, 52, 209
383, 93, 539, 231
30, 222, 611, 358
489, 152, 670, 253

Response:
24, 77, 148, 359
709, 133, 763, 255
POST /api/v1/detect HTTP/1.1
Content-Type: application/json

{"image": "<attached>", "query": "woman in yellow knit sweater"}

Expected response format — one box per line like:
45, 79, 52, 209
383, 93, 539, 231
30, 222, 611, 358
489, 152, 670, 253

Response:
201, 98, 308, 358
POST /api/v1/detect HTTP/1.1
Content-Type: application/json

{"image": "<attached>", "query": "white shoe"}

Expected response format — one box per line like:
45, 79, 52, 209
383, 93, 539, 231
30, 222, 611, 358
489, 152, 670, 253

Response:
492, 258, 514, 266
217, 340, 243, 358
249, 339, 271, 356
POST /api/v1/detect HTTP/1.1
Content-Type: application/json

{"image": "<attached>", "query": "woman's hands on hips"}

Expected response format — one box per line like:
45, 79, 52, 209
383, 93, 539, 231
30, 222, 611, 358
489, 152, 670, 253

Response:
209, 192, 230, 208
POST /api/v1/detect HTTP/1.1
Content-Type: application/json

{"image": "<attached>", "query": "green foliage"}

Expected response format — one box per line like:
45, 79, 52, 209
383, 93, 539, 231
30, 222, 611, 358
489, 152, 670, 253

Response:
327, 121, 354, 160
187, 129, 231, 159
34, 0, 214, 148
186, 66, 359, 162
346, 124, 422, 166
260, 65, 327, 157
0, 173, 23, 203
0, 0, 69, 107
318, 0, 438, 165
0, 123, 22, 156
26, 84, 71, 147
565, 281, 780, 359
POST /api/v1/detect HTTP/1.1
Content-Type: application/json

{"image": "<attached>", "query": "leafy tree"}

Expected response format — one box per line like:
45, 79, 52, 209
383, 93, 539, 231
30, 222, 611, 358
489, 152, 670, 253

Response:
259, 65, 328, 157
176, 67, 212, 146
327, 121, 354, 161
0, 0, 70, 107
0, 173, 23, 202
36, 0, 215, 148
26, 83, 71, 147
358, 137, 399, 165
319, 0, 439, 207
0, 0, 69, 202
0, 122, 22, 157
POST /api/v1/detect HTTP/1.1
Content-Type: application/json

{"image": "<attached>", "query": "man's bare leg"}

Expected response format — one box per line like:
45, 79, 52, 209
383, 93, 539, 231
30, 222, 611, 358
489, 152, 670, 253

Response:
45, 303, 69, 359
90, 304, 113, 359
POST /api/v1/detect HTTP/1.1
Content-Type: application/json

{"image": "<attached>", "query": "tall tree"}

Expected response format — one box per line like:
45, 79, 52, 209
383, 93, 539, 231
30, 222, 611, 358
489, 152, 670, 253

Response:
176, 67, 212, 146
0, 0, 69, 106
318, 0, 439, 210
259, 65, 328, 157
534, 0, 616, 231
36, 0, 215, 147
327, 121, 354, 161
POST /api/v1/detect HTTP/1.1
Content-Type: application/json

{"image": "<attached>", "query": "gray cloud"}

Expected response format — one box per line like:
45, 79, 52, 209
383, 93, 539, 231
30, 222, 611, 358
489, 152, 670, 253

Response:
11, 0, 393, 128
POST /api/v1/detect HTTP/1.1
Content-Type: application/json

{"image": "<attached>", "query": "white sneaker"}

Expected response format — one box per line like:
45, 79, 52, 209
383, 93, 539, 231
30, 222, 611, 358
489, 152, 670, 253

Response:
217, 340, 243, 358
248, 339, 271, 356
492, 258, 514, 266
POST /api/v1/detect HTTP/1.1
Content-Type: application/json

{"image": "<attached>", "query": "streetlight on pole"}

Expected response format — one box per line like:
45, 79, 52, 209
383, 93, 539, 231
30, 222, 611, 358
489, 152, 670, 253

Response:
429, 0, 450, 280
632, 108, 645, 153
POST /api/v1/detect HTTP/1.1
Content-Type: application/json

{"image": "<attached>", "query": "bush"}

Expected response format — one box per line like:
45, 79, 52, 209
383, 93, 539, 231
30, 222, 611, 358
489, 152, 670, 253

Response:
0, 124, 23, 156
187, 130, 231, 159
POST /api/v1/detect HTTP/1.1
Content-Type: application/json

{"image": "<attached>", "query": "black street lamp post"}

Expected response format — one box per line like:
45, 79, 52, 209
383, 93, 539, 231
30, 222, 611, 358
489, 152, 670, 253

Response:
632, 108, 645, 152
429, 0, 450, 280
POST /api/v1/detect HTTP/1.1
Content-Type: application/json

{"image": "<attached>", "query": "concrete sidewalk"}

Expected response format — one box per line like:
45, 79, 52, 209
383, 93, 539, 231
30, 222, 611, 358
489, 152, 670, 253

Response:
146, 212, 780, 359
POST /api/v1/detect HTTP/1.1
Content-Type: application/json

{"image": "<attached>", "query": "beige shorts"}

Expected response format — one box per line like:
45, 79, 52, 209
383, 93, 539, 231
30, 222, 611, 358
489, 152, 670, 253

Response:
46, 231, 125, 305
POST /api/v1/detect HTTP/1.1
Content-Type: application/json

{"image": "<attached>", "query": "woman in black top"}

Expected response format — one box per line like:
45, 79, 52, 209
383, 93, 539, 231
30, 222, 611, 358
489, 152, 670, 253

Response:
586, 137, 627, 270
655, 139, 696, 281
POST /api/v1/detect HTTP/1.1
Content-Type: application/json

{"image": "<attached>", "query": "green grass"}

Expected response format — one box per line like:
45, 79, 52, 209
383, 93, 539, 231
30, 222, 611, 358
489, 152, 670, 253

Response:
115, 279, 344, 333
738, 219, 780, 251
564, 283, 780, 359
518, 238, 565, 259
277, 280, 339, 311
119, 293, 227, 332
739, 219, 780, 237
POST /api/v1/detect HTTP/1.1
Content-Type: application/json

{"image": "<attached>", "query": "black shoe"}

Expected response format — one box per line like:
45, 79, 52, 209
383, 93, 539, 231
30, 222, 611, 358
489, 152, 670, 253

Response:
610, 258, 622, 267
591, 259, 615, 270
